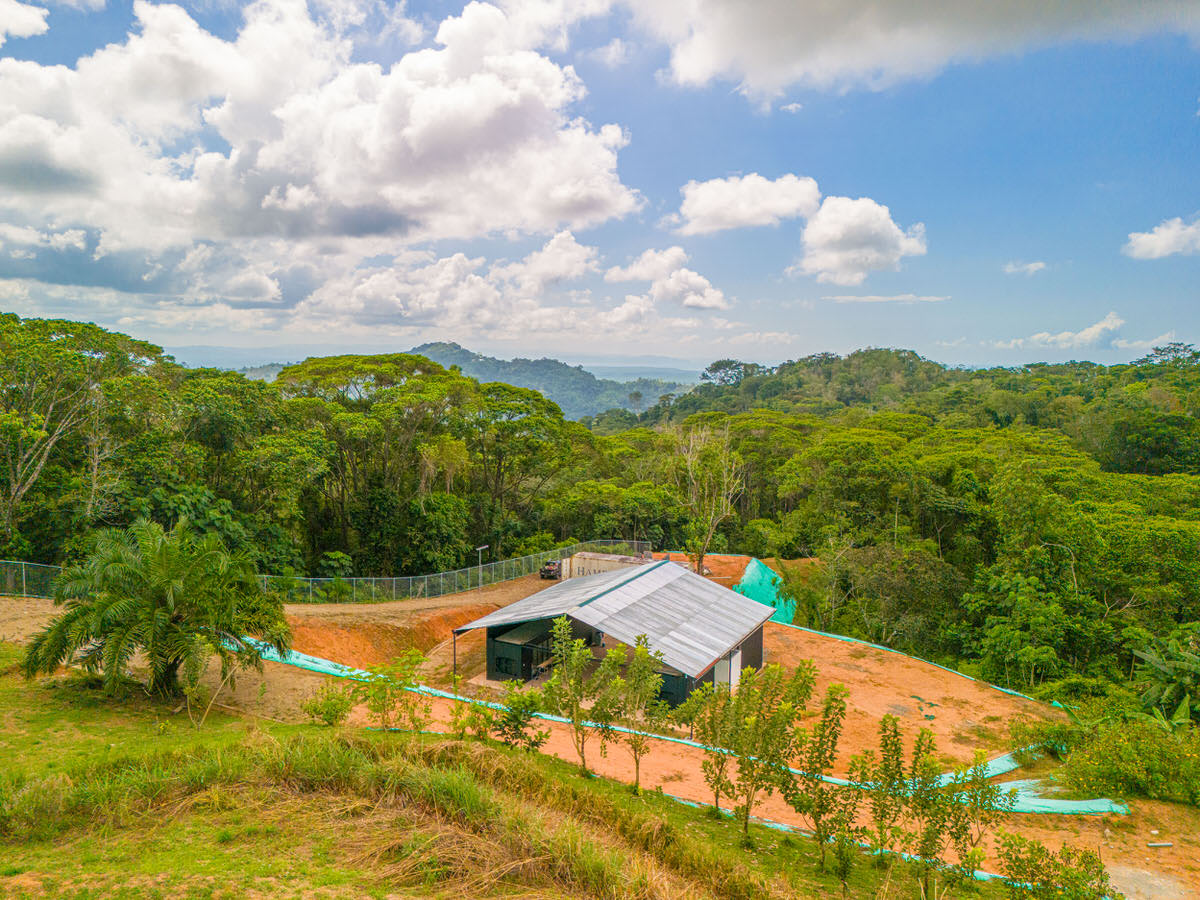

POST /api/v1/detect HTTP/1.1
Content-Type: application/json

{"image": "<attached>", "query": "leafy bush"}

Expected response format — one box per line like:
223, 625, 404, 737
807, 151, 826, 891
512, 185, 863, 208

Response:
1012, 697, 1200, 805
353, 651, 431, 732
316, 551, 354, 578
997, 832, 1122, 900
315, 578, 353, 603
300, 681, 354, 727
1060, 721, 1200, 805
493, 681, 549, 751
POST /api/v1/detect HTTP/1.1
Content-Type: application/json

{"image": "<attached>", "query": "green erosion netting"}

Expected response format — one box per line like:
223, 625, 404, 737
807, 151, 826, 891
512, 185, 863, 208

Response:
256, 641, 1127, 816
732, 557, 793, 623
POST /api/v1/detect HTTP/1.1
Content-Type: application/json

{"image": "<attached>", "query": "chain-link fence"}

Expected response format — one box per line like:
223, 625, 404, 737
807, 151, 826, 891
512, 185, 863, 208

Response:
0, 540, 651, 604
0, 560, 61, 599
259, 540, 651, 603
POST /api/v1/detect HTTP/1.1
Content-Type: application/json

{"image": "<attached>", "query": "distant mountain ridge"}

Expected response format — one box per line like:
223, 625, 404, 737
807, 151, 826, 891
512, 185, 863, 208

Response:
408, 342, 690, 419
235, 343, 692, 419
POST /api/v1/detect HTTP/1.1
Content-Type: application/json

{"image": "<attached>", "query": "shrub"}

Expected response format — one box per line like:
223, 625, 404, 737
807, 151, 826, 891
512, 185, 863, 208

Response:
300, 681, 354, 727
493, 681, 549, 752
353, 650, 431, 732
1060, 721, 1200, 805
997, 832, 1122, 900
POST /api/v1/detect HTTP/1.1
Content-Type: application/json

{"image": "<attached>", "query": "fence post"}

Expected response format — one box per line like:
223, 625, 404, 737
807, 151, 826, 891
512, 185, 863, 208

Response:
21, 562, 26, 597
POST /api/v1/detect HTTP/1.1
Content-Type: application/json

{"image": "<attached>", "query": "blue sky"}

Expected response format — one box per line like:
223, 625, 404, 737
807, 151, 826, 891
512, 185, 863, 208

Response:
0, 0, 1197, 368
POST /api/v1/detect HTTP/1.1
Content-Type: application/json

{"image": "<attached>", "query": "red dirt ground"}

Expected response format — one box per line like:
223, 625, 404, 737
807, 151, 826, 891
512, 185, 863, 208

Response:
650, 551, 752, 584
763, 621, 1042, 768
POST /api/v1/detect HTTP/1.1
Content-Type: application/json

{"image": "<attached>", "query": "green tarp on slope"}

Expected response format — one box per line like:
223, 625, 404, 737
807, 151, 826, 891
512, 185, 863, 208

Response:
732, 557, 793, 623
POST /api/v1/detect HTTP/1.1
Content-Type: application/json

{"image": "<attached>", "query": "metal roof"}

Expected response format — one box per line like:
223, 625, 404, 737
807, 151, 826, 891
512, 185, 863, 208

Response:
454, 560, 775, 678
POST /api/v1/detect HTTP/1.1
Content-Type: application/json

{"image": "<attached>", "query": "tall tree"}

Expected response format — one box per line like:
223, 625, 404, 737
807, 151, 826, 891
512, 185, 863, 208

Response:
0, 316, 161, 543
674, 422, 744, 574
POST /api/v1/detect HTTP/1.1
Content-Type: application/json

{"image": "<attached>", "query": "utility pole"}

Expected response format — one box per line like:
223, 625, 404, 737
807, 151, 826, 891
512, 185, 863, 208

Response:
475, 544, 488, 592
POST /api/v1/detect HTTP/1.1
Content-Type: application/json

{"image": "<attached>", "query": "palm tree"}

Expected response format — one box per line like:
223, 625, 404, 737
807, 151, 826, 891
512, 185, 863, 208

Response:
22, 518, 290, 697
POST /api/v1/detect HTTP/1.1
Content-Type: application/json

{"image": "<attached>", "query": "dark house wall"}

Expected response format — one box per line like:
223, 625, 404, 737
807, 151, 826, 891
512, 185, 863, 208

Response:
486, 625, 524, 681
741, 625, 764, 671
658, 672, 693, 707
486, 617, 597, 683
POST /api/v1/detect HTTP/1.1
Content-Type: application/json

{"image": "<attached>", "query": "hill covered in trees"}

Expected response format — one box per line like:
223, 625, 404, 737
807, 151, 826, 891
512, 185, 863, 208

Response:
410, 341, 690, 419
235, 343, 692, 420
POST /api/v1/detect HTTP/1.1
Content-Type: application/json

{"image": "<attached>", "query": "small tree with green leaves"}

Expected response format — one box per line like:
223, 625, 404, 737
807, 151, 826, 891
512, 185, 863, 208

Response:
787, 683, 849, 869
946, 751, 1018, 882
728, 662, 816, 836
850, 713, 908, 865
829, 783, 864, 899
465, 700, 497, 741
300, 680, 354, 727
542, 616, 626, 774
355, 649, 430, 732
448, 674, 471, 740
620, 635, 667, 794
904, 728, 952, 897
676, 681, 736, 811
997, 832, 1123, 900
495, 680, 550, 751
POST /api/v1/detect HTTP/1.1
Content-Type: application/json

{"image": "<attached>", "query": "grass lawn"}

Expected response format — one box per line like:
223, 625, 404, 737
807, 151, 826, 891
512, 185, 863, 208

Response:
0, 642, 1008, 899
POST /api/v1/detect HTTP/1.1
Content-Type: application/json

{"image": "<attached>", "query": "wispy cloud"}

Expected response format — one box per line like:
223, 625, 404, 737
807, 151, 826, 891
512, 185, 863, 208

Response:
1003, 260, 1046, 275
1113, 330, 1176, 351
823, 293, 947, 304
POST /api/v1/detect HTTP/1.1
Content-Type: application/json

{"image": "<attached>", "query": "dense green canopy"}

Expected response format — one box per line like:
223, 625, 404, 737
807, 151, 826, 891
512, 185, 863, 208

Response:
4, 313, 1200, 700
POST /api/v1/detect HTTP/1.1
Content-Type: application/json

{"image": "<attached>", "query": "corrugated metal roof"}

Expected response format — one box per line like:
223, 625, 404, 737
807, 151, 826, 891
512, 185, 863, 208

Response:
454, 560, 775, 678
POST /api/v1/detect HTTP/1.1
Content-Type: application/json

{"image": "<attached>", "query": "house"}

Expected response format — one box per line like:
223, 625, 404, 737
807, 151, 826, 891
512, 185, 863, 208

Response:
452, 560, 775, 705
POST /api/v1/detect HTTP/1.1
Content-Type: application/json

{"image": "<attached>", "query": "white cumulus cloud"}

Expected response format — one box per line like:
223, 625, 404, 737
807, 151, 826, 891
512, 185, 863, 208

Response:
492, 230, 600, 295
0, 0, 639, 260
1123, 217, 1200, 259
996, 311, 1125, 350
605, 246, 729, 309
0, 0, 48, 47
797, 196, 925, 286
673, 172, 820, 235
586, 37, 630, 66
621, 0, 1200, 97
605, 246, 689, 282
1113, 330, 1177, 352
